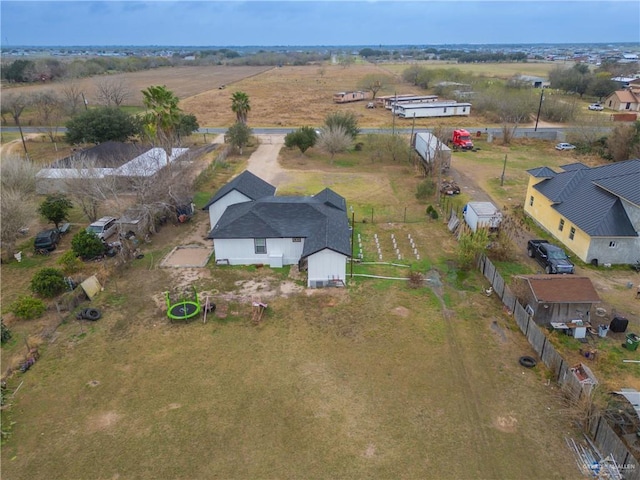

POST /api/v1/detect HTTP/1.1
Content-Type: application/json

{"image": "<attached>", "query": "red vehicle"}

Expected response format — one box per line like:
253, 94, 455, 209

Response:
451, 129, 474, 150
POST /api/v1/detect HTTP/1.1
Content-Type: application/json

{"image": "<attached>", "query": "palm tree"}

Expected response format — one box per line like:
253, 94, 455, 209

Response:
231, 91, 251, 124
141, 85, 181, 160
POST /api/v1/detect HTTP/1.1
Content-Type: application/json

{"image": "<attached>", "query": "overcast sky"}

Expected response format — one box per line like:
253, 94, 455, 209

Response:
1, 1, 639, 47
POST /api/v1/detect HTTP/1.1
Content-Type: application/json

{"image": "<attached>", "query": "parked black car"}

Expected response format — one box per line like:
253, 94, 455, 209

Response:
34, 228, 61, 253
527, 239, 575, 274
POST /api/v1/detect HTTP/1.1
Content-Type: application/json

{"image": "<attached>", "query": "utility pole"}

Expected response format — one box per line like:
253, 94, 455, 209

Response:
350, 206, 355, 279
409, 113, 416, 166
534, 87, 544, 131
81, 92, 89, 111
500, 154, 507, 186
391, 91, 396, 136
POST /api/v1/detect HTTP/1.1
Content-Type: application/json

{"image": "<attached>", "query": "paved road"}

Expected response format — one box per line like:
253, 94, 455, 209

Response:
0, 125, 613, 137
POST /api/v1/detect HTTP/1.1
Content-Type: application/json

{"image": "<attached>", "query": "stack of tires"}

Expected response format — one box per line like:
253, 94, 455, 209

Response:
76, 308, 102, 321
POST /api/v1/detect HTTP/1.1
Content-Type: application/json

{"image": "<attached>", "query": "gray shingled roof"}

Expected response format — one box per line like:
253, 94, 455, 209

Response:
202, 170, 276, 210
313, 188, 347, 211
209, 190, 351, 257
533, 159, 640, 236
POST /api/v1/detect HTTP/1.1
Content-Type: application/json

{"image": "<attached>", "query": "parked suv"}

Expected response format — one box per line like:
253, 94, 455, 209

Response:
34, 228, 61, 252
86, 216, 118, 240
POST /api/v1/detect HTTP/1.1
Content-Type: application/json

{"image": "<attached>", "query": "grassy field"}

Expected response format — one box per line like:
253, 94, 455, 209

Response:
0, 144, 586, 479
0, 271, 581, 479
1, 62, 636, 479
2, 61, 593, 130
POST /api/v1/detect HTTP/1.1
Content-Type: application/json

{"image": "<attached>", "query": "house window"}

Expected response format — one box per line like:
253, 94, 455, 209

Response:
254, 238, 266, 254
625, 102, 631, 110
609, 241, 617, 248
462, 107, 467, 112
558, 219, 565, 231
529, 196, 534, 207
569, 227, 576, 240
292, 237, 301, 243
443, 107, 447, 113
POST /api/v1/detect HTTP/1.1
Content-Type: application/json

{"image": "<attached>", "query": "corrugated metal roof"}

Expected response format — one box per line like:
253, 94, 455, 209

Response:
527, 166, 557, 178
533, 159, 640, 236
614, 389, 640, 418
202, 170, 276, 210
523, 275, 601, 303
594, 171, 640, 206
48, 141, 151, 168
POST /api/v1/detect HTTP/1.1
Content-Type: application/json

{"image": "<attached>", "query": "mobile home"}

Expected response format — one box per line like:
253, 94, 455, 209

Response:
394, 101, 471, 119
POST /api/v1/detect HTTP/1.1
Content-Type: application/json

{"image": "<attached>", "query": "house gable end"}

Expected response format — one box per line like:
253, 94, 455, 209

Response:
202, 170, 276, 210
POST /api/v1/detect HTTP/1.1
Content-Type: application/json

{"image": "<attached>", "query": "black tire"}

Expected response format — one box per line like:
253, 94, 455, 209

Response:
545, 265, 552, 274
84, 308, 102, 321
527, 247, 534, 258
519, 356, 537, 368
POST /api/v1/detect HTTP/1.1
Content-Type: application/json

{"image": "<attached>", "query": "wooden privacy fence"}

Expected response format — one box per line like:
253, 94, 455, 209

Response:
478, 252, 639, 475
589, 416, 640, 478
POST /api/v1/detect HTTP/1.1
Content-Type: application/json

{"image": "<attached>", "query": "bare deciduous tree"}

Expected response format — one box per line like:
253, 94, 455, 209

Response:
94, 77, 131, 107
119, 149, 194, 235
1, 188, 36, 260
32, 90, 63, 142
62, 154, 122, 222
1, 93, 32, 158
495, 90, 536, 144
0, 155, 39, 260
606, 124, 639, 162
1, 154, 39, 194
317, 125, 352, 163
60, 81, 85, 117
358, 73, 393, 100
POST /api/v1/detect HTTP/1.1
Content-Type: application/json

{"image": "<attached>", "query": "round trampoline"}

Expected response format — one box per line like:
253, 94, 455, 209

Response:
165, 288, 202, 321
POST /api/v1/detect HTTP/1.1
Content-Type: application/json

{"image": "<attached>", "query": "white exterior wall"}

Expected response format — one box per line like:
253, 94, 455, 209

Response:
396, 103, 471, 118
213, 237, 305, 266
463, 202, 501, 232
208, 191, 252, 230
307, 249, 347, 288
414, 132, 451, 165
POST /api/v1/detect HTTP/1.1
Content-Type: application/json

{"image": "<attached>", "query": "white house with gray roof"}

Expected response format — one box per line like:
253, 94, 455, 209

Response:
204, 171, 351, 287
202, 170, 277, 230
524, 159, 640, 266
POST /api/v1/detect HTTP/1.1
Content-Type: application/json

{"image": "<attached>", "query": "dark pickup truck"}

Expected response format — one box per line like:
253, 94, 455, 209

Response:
527, 239, 575, 274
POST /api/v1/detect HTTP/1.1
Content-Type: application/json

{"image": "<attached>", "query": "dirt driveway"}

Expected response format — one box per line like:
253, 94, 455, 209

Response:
245, 134, 288, 186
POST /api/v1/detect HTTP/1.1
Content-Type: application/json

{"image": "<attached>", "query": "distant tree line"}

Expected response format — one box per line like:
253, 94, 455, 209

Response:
0, 50, 330, 84
548, 63, 618, 99
359, 47, 528, 62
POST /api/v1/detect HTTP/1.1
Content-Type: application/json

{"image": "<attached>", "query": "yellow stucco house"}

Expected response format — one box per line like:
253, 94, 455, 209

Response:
524, 159, 640, 266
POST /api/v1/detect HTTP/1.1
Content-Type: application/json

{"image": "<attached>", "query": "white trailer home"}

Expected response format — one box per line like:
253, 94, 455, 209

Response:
333, 91, 371, 103
383, 95, 439, 109
394, 101, 471, 119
